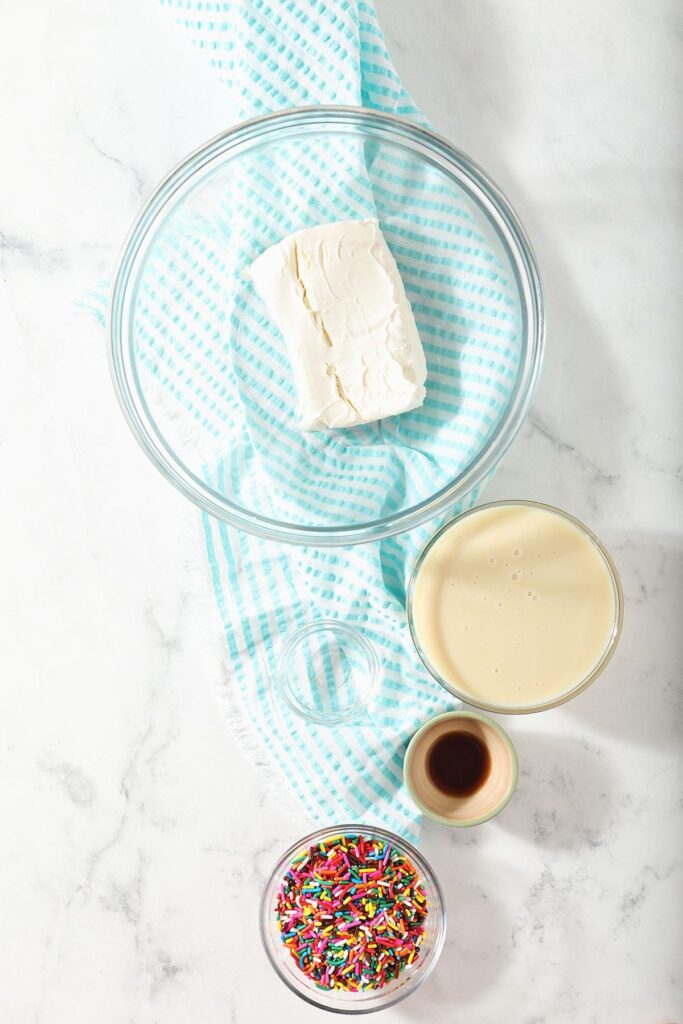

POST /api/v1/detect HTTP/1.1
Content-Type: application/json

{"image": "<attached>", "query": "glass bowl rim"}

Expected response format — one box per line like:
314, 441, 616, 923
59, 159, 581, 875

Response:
108, 105, 545, 546
259, 822, 447, 1014
406, 499, 624, 714
403, 710, 519, 826
276, 619, 379, 726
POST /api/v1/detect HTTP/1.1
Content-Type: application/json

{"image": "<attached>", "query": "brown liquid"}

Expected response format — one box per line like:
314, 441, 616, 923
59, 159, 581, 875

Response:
426, 731, 491, 797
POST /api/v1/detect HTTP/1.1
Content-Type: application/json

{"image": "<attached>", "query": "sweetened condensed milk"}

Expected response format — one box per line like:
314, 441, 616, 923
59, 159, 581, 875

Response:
410, 502, 621, 711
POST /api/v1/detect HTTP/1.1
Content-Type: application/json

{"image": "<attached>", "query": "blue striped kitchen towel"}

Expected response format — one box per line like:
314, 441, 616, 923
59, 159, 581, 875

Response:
98, 0, 522, 841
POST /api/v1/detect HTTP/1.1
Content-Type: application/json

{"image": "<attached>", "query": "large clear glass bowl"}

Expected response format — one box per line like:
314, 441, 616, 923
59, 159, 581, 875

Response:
259, 824, 446, 1013
108, 107, 544, 545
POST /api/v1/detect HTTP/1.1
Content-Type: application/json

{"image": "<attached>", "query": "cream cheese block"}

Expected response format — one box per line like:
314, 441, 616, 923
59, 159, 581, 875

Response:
249, 218, 427, 430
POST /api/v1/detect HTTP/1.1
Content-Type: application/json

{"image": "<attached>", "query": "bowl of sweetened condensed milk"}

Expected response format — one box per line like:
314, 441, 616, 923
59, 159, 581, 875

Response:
407, 501, 623, 713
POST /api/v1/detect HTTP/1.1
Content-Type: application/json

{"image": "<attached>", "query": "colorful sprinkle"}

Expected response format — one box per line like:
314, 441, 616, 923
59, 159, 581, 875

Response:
275, 833, 428, 991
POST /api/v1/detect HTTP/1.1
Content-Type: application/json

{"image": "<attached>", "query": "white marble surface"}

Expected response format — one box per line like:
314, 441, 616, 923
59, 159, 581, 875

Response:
1, 1, 681, 1021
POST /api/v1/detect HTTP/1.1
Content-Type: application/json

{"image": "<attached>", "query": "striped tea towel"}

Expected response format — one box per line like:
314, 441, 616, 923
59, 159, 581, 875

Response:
104, 0, 522, 841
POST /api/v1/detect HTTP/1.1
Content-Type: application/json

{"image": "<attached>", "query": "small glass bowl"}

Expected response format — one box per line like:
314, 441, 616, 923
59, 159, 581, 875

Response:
407, 500, 624, 714
276, 621, 379, 726
260, 824, 446, 1014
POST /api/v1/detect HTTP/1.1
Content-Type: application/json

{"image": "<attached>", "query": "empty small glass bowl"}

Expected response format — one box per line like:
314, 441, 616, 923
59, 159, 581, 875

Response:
277, 620, 378, 726
260, 824, 446, 1013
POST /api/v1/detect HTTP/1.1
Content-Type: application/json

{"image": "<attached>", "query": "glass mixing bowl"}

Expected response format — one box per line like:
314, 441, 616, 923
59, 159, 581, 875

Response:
109, 106, 544, 545
259, 824, 446, 1013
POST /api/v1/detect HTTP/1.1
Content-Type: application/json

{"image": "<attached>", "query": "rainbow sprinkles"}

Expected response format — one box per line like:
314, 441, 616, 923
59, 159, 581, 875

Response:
275, 832, 428, 992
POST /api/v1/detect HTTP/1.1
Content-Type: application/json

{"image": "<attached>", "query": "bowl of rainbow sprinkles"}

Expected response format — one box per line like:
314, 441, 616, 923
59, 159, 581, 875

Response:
260, 825, 446, 1013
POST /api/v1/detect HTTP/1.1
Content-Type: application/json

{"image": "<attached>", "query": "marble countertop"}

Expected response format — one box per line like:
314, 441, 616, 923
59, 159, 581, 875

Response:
1, 1, 681, 1021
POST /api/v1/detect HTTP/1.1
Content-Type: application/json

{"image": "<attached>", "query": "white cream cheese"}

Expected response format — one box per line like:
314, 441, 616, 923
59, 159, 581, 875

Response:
249, 218, 427, 430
